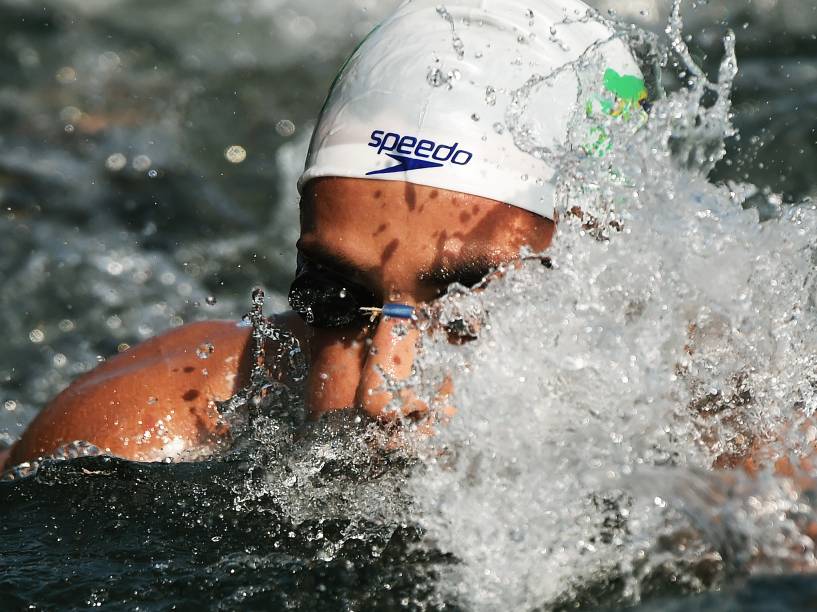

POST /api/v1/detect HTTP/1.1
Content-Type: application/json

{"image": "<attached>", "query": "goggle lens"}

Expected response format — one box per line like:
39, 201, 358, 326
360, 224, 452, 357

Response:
288, 257, 376, 328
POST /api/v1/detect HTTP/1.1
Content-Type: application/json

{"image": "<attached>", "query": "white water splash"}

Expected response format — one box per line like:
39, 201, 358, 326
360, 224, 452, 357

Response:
394, 2, 817, 609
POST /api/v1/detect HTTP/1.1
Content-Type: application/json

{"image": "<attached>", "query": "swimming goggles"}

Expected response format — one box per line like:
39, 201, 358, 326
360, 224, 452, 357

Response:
288, 255, 414, 328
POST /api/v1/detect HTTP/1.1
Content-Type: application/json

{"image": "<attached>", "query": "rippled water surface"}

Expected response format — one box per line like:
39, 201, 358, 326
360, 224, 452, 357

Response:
2, 0, 817, 610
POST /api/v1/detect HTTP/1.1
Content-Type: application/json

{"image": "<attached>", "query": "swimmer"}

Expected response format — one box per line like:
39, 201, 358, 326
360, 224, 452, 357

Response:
1, 0, 646, 470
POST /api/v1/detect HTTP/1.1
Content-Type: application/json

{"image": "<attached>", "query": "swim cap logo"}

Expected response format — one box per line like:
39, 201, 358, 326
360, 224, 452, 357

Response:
583, 68, 648, 158
366, 130, 473, 176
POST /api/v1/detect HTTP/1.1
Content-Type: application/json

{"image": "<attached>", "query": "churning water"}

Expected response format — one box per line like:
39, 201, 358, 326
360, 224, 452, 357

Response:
2, 0, 817, 610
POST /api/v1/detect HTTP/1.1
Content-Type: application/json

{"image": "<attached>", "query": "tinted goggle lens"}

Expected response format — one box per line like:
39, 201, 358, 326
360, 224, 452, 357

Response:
288, 259, 375, 328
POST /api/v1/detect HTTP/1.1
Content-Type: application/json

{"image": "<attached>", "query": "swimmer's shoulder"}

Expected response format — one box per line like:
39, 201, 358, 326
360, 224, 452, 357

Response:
4, 314, 308, 470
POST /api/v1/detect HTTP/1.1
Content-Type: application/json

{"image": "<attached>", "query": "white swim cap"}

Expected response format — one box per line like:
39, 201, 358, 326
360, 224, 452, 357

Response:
299, 0, 646, 220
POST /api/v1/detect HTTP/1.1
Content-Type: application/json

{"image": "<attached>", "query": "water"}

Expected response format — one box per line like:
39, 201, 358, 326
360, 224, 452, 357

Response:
2, 0, 817, 609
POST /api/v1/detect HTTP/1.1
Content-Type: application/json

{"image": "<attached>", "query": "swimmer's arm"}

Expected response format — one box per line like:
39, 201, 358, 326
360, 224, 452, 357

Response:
4, 320, 257, 468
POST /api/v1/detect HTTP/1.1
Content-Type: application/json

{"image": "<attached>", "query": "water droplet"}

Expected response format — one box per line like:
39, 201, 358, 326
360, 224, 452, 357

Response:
147, 396, 158, 406
55, 66, 77, 84
225, 145, 247, 164
206, 296, 217, 306
147, 169, 158, 178
98, 50, 121, 71
60, 106, 81, 122
485, 86, 496, 106
275, 119, 296, 137
105, 153, 127, 172
427, 67, 446, 87
4, 400, 17, 412
471, 113, 480, 122
196, 342, 215, 360
17, 47, 39, 68
436, 5, 465, 59
452, 37, 465, 59
132, 155, 151, 172
493, 122, 505, 135
29, 329, 45, 343
654, 496, 667, 508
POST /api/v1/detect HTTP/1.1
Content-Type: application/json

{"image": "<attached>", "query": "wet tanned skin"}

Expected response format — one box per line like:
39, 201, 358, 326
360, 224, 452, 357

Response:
4, 178, 555, 468
299, 178, 555, 418
6, 321, 255, 466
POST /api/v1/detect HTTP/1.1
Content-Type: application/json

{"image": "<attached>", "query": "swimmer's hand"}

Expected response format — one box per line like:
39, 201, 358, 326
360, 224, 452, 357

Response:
377, 377, 456, 451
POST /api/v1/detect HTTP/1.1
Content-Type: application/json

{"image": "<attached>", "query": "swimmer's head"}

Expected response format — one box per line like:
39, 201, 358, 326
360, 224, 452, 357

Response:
299, 0, 646, 220
296, 0, 647, 418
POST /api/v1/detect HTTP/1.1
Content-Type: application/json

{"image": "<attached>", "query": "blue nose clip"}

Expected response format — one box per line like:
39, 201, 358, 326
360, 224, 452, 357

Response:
360, 303, 415, 321
382, 303, 415, 319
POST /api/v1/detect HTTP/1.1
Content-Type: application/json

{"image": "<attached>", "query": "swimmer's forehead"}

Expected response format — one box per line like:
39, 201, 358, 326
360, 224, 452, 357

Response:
297, 178, 553, 293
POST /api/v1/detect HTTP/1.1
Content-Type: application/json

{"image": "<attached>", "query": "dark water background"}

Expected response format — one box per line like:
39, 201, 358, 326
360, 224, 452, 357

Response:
1, 0, 816, 609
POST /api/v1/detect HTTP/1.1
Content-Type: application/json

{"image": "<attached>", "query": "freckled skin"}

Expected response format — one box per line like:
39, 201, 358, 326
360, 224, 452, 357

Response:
381, 238, 400, 265
7, 321, 253, 465
298, 178, 554, 418
4, 178, 555, 468
404, 183, 417, 211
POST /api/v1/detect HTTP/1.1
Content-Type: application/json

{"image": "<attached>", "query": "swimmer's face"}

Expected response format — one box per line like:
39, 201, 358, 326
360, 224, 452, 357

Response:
297, 177, 555, 419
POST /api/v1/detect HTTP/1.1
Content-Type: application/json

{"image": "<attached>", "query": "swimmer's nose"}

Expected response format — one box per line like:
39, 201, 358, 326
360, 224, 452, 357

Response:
305, 328, 367, 419
356, 314, 421, 420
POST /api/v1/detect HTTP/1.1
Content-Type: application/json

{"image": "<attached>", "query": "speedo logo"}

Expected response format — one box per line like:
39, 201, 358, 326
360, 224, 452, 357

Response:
366, 129, 473, 176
